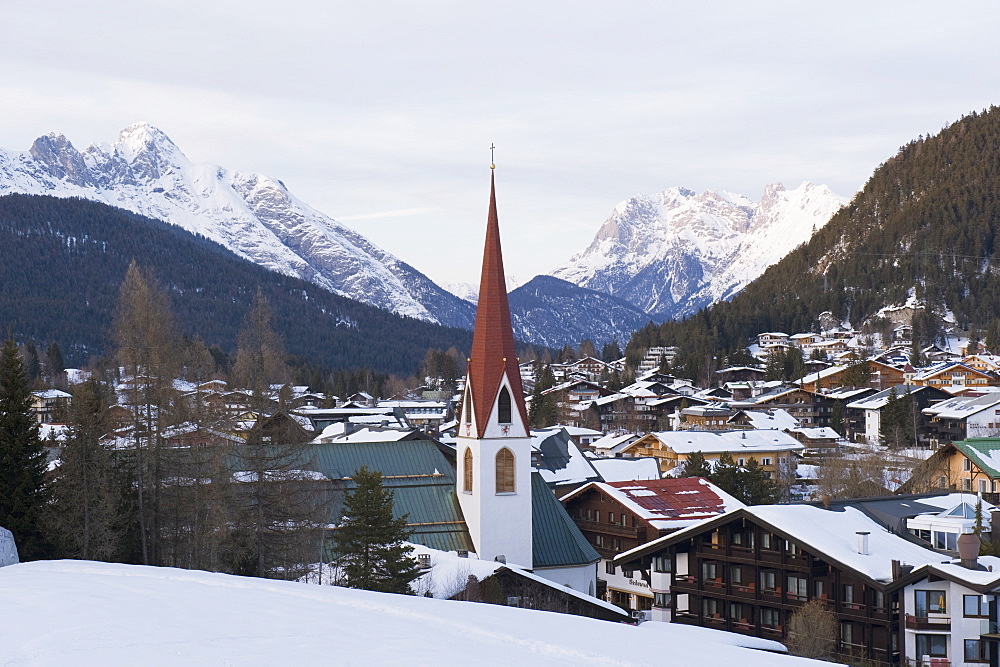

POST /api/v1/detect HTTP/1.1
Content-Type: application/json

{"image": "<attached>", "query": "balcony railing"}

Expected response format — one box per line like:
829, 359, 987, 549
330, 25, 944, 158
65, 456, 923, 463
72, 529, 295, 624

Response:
905, 614, 951, 631
905, 659, 950, 667
981, 619, 1000, 636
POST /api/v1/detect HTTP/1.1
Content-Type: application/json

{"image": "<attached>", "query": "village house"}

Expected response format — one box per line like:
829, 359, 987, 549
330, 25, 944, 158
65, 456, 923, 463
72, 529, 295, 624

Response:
29, 389, 73, 423
895, 549, 1000, 666
914, 437, 1000, 497
911, 362, 999, 394
922, 392, 1000, 444
613, 504, 950, 665
843, 385, 951, 447
680, 404, 736, 430
561, 477, 743, 619
618, 429, 804, 480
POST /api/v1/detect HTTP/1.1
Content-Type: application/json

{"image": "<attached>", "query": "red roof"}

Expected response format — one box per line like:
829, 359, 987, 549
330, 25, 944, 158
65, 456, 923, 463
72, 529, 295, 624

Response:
604, 477, 738, 524
466, 172, 528, 437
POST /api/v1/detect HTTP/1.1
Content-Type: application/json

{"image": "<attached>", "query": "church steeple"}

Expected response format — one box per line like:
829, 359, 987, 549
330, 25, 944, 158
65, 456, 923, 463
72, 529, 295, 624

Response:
456, 164, 533, 569
466, 171, 529, 437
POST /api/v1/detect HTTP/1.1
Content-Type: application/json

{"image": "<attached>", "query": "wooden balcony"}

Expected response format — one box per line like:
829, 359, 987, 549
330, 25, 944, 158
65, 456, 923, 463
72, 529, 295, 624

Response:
904, 614, 950, 632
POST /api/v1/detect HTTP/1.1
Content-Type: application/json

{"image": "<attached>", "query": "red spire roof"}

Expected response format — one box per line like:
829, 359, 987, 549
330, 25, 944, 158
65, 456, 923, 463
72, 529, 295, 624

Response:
467, 171, 529, 437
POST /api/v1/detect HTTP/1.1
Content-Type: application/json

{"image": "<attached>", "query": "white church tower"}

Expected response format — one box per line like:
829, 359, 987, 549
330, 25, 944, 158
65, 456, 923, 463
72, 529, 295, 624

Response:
456, 167, 533, 569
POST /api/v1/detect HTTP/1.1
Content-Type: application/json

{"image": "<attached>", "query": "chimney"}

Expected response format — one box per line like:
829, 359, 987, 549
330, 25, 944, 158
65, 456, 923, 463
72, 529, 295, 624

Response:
856, 531, 870, 555
957, 532, 981, 570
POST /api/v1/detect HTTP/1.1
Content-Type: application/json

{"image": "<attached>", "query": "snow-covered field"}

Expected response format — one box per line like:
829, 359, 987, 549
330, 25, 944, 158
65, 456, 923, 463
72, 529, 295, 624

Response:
0, 560, 835, 665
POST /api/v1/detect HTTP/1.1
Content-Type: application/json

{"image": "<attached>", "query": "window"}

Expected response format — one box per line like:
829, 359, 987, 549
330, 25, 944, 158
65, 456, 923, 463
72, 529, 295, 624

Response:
761, 457, 772, 466
873, 589, 885, 611
966, 638, 990, 662
933, 530, 958, 551
843, 584, 855, 605
914, 590, 947, 616
495, 448, 515, 493
730, 566, 743, 585
760, 607, 780, 628
622, 568, 634, 578
787, 575, 807, 600
965, 594, 988, 617
814, 580, 826, 599
841, 622, 857, 647
654, 592, 671, 608
702, 561, 718, 581
916, 634, 947, 658
463, 448, 473, 492
981, 479, 990, 494
963, 478, 973, 491
606, 561, 615, 575
760, 570, 777, 591
761, 533, 775, 550
653, 556, 671, 573
497, 387, 512, 424
703, 597, 723, 619
463, 388, 471, 424
785, 540, 800, 556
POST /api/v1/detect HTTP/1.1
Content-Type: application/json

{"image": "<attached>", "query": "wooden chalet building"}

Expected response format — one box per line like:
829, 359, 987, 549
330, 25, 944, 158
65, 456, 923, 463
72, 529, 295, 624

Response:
614, 504, 949, 666
561, 477, 743, 617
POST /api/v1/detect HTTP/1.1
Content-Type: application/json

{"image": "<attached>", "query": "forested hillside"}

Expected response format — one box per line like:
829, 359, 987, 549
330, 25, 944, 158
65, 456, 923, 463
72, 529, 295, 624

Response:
0, 194, 473, 375
628, 106, 1000, 377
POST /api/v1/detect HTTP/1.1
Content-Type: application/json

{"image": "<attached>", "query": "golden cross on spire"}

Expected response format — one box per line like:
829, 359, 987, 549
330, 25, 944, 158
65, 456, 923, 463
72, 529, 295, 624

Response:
490, 143, 495, 170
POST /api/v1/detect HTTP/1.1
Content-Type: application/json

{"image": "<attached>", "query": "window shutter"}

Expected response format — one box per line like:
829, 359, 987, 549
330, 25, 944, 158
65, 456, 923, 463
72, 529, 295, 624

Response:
463, 448, 473, 492
496, 448, 515, 493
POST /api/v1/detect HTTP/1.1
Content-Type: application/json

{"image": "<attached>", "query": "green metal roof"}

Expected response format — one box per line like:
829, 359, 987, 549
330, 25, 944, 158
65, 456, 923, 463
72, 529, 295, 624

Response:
531, 472, 600, 568
954, 438, 1000, 479
311, 440, 474, 553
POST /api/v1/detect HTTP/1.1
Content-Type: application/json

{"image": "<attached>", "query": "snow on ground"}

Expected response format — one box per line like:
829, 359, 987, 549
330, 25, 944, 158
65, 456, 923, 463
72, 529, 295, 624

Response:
0, 560, 835, 666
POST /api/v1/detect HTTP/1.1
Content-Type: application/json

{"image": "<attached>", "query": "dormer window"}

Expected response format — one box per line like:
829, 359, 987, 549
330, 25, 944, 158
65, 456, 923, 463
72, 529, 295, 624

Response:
498, 387, 512, 424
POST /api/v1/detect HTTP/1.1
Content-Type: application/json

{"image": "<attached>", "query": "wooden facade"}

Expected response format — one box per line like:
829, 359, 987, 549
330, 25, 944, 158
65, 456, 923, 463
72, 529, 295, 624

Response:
616, 511, 901, 665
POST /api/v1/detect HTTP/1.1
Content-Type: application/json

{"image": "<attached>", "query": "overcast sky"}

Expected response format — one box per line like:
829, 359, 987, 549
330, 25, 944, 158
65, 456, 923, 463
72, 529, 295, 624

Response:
2, 1, 998, 288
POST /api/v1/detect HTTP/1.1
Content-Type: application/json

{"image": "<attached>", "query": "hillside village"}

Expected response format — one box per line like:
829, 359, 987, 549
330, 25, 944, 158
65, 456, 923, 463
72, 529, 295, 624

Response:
9, 175, 1000, 667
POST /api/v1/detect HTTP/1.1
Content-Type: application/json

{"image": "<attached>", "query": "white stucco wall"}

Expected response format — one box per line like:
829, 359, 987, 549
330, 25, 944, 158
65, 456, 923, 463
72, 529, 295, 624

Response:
535, 562, 597, 597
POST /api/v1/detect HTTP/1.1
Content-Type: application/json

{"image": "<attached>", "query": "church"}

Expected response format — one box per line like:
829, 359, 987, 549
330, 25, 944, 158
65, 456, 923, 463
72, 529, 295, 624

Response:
309, 167, 600, 595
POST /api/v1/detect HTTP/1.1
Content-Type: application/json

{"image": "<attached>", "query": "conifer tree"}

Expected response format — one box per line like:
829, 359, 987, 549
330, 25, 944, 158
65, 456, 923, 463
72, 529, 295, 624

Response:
0, 339, 51, 559
741, 457, 780, 505
710, 452, 741, 497
682, 451, 712, 478
47, 378, 124, 560
333, 466, 420, 594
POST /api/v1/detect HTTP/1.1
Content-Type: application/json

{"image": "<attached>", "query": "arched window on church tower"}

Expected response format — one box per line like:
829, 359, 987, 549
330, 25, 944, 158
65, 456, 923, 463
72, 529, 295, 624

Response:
463, 388, 471, 425
463, 447, 473, 493
497, 386, 512, 424
496, 447, 515, 493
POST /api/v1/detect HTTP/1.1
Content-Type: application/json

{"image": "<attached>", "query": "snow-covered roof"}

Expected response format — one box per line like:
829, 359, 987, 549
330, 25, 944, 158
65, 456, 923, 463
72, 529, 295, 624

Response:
31, 389, 73, 399
845, 384, 928, 410
588, 457, 660, 482
39, 423, 69, 442
407, 544, 626, 616
733, 408, 799, 431
797, 364, 847, 385
563, 478, 744, 531
639, 429, 805, 455
531, 428, 602, 486
589, 432, 640, 455
618, 504, 946, 583
1, 560, 829, 665
922, 392, 1000, 419
556, 425, 603, 437
312, 422, 416, 443
788, 426, 841, 440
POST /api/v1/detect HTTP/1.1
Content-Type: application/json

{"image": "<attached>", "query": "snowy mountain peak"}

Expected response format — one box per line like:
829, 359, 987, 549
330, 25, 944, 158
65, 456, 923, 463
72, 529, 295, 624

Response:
0, 124, 475, 330
551, 181, 847, 319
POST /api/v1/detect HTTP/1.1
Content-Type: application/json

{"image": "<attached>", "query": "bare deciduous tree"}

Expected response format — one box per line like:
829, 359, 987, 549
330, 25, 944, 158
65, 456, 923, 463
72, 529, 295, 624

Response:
787, 600, 837, 660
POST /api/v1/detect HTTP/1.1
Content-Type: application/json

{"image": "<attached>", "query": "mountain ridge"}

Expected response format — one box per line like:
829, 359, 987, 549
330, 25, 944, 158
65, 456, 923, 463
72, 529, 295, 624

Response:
550, 181, 847, 319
